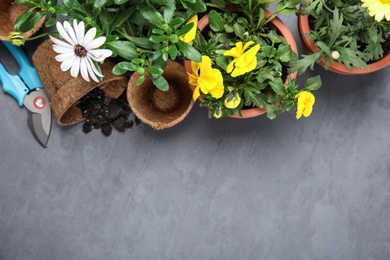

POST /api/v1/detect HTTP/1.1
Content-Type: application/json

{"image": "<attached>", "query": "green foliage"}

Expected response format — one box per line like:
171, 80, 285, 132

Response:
193, 0, 321, 119
14, 0, 206, 91
294, 0, 390, 73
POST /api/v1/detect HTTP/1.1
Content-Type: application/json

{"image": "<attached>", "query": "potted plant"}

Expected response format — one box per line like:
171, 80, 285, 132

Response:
11, 0, 207, 128
293, 0, 390, 75
184, 0, 322, 119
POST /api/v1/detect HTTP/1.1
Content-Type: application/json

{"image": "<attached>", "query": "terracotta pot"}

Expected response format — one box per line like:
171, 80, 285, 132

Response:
298, 14, 390, 75
0, 1, 46, 40
184, 11, 298, 119
127, 60, 194, 130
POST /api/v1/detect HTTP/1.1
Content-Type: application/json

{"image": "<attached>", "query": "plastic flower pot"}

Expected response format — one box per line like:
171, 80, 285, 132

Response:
127, 60, 194, 130
298, 14, 390, 75
32, 39, 128, 126
184, 11, 298, 119
0, 1, 46, 40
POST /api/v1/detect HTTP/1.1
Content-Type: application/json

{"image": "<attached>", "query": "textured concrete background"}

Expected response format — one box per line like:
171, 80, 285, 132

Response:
0, 12, 389, 260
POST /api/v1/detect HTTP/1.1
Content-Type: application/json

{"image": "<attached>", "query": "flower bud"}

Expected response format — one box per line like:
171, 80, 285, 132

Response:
8, 32, 25, 46
331, 50, 340, 60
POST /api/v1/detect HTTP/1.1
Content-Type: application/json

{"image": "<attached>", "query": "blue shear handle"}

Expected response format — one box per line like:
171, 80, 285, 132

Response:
3, 41, 44, 90
0, 63, 29, 106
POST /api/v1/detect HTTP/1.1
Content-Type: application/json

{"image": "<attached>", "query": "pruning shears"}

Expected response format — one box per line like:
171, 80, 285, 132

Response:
0, 40, 51, 147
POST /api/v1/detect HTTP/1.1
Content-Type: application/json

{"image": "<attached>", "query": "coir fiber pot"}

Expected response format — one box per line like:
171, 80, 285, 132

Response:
32, 39, 128, 126
127, 60, 194, 130
184, 11, 298, 119
298, 14, 390, 75
0, 0, 45, 40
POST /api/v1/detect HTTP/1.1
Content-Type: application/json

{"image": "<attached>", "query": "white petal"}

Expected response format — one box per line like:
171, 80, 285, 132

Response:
60, 55, 77, 72
82, 27, 97, 47
84, 36, 106, 50
75, 21, 85, 46
56, 21, 76, 46
80, 58, 89, 82
55, 52, 75, 62
52, 44, 73, 54
49, 35, 73, 49
87, 49, 113, 62
87, 57, 104, 77
70, 56, 81, 78
64, 20, 79, 45
86, 57, 100, 82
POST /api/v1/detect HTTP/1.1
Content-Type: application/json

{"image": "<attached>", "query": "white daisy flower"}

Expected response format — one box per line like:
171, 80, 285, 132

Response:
49, 20, 113, 83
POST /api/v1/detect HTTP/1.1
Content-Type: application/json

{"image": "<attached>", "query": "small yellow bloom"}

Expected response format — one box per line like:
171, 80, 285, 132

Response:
8, 31, 25, 46
188, 56, 224, 100
224, 87, 241, 109
213, 106, 222, 118
361, 0, 390, 21
179, 15, 198, 45
224, 41, 260, 77
295, 91, 315, 119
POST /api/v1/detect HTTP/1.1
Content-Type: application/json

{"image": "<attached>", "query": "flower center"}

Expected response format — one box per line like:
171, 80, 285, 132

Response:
381, 0, 390, 3
74, 45, 87, 57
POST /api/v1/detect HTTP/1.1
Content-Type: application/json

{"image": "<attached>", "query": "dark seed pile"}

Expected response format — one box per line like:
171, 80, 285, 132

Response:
78, 88, 140, 136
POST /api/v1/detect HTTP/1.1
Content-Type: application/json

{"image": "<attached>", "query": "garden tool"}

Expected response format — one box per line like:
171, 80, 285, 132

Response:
0, 40, 51, 147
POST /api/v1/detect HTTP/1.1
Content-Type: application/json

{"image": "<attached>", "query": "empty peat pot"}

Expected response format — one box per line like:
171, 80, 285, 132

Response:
127, 60, 194, 130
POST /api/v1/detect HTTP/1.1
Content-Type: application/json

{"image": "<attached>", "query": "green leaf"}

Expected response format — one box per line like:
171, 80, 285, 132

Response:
93, 0, 107, 8
169, 44, 178, 60
182, 0, 206, 12
146, 66, 164, 75
149, 34, 167, 43
16, 11, 47, 33
106, 41, 138, 60
45, 16, 57, 27
136, 74, 145, 85
233, 22, 245, 39
176, 23, 194, 36
163, 2, 175, 23
127, 36, 156, 49
304, 76, 322, 91
276, 45, 293, 63
115, 61, 138, 71
169, 17, 185, 28
269, 81, 286, 95
140, 6, 165, 27
177, 40, 201, 62
208, 10, 224, 32
151, 75, 169, 91
288, 51, 323, 75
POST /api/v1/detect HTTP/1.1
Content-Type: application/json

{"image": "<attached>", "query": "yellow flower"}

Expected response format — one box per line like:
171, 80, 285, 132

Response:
188, 56, 224, 100
295, 91, 315, 119
179, 15, 198, 45
224, 41, 260, 77
8, 31, 25, 46
213, 106, 222, 118
361, 0, 390, 21
224, 87, 241, 109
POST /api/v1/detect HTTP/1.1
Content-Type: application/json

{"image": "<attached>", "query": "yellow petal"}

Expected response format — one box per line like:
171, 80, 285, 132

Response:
235, 44, 260, 68
193, 85, 201, 100
179, 15, 198, 44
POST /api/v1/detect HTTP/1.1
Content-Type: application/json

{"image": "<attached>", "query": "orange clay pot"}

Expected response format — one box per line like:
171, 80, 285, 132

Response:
184, 11, 298, 119
298, 14, 390, 75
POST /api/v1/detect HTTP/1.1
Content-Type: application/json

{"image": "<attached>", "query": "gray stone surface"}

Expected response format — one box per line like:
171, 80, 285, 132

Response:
0, 13, 389, 260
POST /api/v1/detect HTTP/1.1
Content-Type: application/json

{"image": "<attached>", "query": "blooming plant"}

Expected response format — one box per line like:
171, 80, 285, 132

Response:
12, 0, 206, 89
190, 0, 322, 119
291, 0, 390, 73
